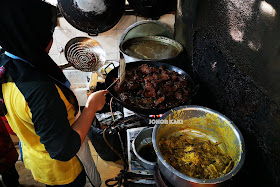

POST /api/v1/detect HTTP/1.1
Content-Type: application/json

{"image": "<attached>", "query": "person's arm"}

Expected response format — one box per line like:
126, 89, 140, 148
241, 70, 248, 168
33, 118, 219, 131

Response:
71, 90, 108, 144
19, 77, 107, 161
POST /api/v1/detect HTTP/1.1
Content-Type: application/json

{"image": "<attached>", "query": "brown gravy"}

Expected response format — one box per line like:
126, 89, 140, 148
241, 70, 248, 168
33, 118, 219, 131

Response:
138, 142, 157, 162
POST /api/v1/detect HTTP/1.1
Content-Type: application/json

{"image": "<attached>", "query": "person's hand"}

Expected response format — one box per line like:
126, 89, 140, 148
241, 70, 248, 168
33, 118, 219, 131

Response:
86, 90, 109, 112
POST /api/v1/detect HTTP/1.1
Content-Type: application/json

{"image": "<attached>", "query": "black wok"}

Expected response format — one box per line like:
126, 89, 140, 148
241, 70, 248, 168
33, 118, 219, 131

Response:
58, 0, 125, 35
105, 61, 196, 115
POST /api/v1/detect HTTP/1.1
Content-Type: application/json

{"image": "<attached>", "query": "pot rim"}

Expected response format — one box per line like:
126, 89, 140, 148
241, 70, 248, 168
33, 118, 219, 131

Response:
120, 20, 174, 44
152, 105, 245, 184
119, 36, 183, 61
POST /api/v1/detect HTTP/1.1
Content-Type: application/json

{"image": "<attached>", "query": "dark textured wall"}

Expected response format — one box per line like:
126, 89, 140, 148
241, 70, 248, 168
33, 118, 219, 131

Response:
175, 0, 280, 186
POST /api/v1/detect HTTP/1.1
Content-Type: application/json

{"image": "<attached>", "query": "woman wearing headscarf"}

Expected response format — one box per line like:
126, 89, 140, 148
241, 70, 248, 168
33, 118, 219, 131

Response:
0, 0, 107, 186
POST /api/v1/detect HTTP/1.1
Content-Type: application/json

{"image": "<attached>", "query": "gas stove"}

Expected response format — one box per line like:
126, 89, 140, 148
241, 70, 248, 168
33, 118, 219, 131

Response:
126, 127, 176, 187
124, 107, 157, 185
98, 106, 175, 186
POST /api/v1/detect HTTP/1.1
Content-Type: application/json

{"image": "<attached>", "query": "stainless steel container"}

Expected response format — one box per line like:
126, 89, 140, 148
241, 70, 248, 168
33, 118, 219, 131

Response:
119, 36, 183, 63
120, 20, 174, 44
132, 127, 156, 170
152, 105, 245, 186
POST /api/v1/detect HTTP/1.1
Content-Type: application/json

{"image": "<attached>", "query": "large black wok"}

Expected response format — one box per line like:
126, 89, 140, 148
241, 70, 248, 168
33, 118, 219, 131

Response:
105, 61, 196, 115
58, 0, 125, 35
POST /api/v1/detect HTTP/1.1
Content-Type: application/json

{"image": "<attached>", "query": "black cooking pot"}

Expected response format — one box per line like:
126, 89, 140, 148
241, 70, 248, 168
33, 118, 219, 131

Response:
127, 0, 177, 18
58, 0, 125, 35
105, 61, 196, 115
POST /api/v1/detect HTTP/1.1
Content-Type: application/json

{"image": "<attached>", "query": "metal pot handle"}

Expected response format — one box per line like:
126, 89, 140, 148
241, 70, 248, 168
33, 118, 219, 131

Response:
87, 28, 99, 36
104, 62, 116, 75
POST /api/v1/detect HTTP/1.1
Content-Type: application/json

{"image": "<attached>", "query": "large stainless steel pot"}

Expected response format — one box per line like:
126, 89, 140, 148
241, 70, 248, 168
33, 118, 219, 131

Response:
120, 20, 174, 44
119, 36, 183, 63
152, 105, 245, 186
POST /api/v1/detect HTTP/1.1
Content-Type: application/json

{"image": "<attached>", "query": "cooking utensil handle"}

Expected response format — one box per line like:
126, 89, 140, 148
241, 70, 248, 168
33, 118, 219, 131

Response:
104, 62, 116, 75
89, 72, 98, 91
106, 77, 120, 90
59, 63, 72, 70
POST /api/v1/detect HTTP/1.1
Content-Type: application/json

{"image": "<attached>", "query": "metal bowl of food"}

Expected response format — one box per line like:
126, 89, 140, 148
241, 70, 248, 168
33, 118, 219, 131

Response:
152, 105, 245, 186
119, 20, 174, 44
119, 36, 183, 63
132, 127, 157, 170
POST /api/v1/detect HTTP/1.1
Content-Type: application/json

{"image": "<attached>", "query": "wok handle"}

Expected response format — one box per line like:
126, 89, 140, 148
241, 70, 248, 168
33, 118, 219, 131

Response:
88, 33, 98, 37
87, 28, 99, 36
104, 62, 116, 75
59, 63, 72, 70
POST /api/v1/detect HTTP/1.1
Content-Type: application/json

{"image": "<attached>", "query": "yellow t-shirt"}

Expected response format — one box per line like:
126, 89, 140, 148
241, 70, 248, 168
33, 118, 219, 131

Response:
3, 82, 83, 185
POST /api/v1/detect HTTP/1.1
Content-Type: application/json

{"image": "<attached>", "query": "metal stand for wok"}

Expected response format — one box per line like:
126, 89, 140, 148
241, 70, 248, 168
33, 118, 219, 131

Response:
105, 169, 154, 187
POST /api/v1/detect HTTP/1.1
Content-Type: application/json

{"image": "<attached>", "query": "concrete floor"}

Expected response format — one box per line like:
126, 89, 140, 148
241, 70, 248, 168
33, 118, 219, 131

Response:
1, 138, 123, 187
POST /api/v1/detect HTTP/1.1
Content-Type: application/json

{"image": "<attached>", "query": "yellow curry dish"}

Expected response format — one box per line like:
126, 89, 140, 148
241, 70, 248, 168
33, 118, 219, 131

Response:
159, 135, 234, 179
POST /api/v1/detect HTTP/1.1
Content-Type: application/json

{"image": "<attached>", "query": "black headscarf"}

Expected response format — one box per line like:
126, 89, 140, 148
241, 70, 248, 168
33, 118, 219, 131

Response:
0, 0, 66, 83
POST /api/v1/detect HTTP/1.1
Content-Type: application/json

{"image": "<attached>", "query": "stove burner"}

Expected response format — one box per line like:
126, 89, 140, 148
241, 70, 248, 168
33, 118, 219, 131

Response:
149, 114, 163, 118
133, 112, 163, 125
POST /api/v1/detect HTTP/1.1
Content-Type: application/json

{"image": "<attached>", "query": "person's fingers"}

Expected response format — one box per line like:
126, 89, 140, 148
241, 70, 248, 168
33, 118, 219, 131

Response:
102, 90, 109, 95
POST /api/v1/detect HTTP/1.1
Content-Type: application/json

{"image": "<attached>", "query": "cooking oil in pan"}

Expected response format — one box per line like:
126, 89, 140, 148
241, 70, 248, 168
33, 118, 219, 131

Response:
124, 40, 179, 60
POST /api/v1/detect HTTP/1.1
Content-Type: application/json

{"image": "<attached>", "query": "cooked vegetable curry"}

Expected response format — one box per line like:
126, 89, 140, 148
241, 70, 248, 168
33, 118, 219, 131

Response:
159, 135, 234, 179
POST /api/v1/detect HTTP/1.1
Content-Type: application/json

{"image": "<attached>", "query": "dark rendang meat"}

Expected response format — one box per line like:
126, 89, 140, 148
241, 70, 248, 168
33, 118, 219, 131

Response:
113, 64, 189, 109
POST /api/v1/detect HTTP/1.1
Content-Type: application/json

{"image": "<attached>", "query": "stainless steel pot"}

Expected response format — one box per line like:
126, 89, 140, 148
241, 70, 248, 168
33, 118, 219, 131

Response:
119, 36, 183, 63
152, 105, 245, 186
132, 127, 156, 170
120, 20, 174, 44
